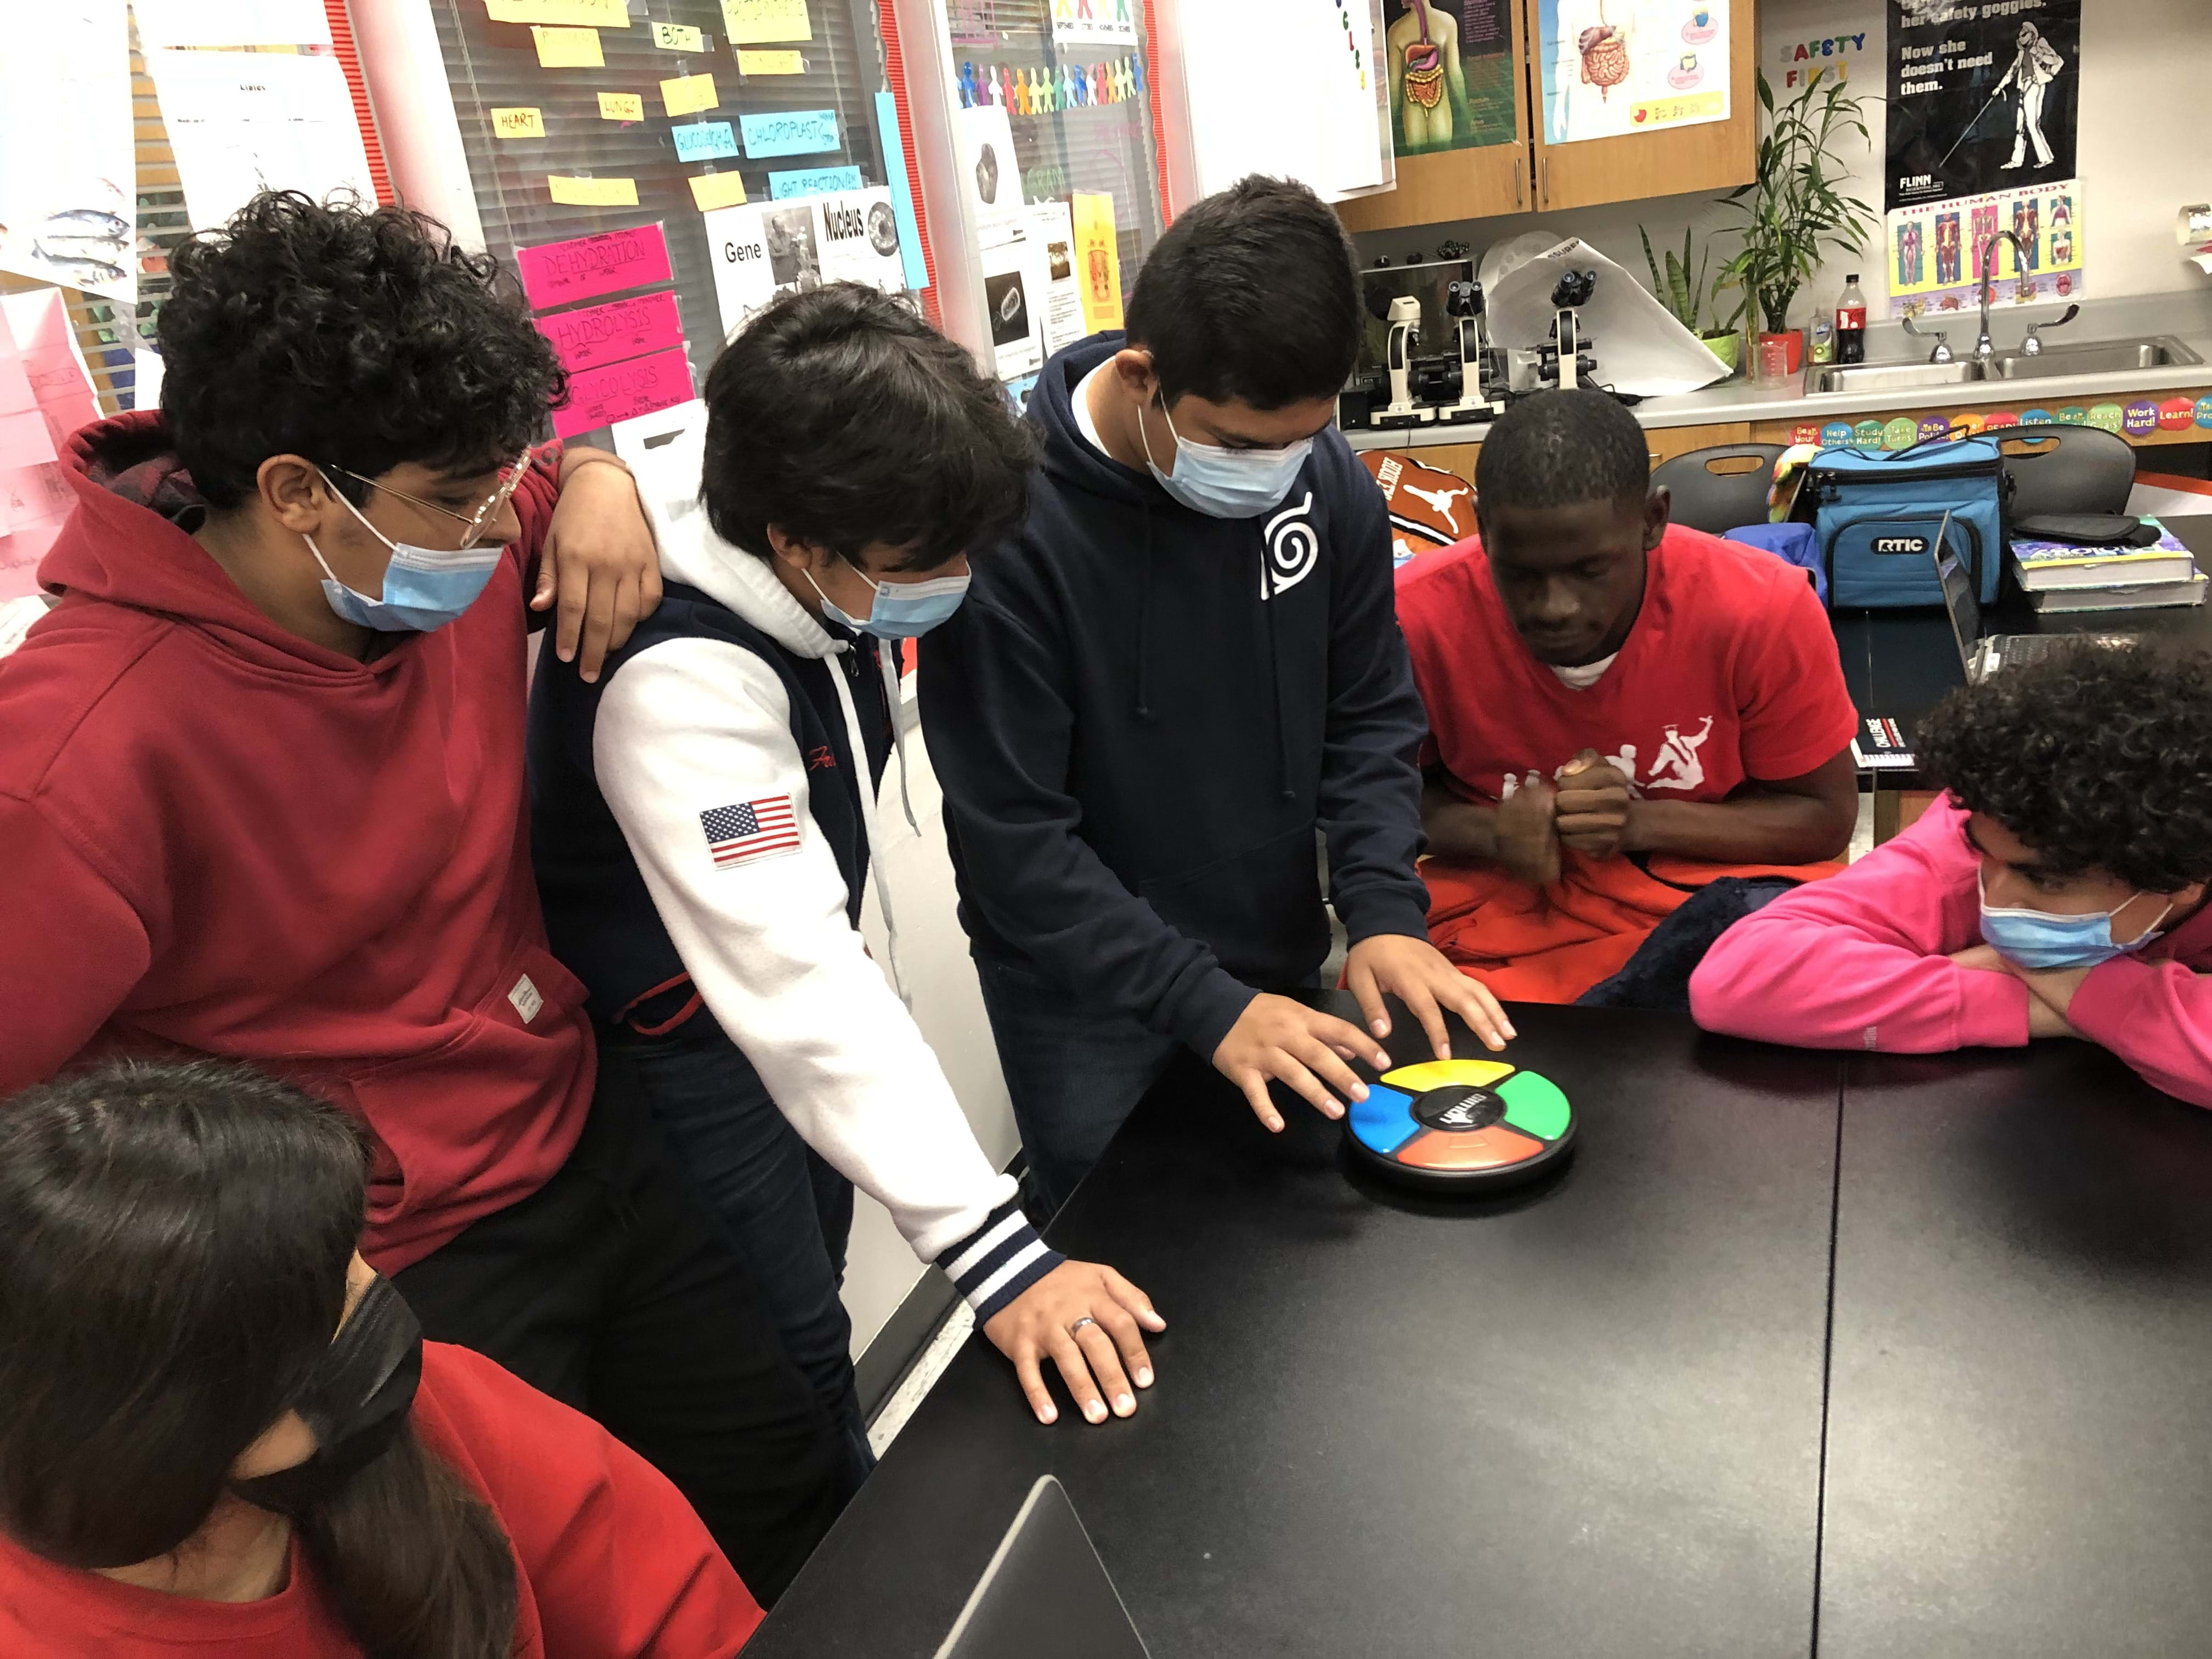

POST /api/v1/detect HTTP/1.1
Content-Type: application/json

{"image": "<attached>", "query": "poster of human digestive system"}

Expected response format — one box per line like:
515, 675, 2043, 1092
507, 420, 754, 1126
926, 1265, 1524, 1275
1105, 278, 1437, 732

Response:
1537, 0, 1730, 144
1383, 1, 1518, 157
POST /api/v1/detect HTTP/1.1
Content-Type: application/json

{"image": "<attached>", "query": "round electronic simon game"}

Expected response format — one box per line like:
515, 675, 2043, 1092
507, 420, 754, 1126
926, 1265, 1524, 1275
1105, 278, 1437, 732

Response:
1345, 1059, 1577, 1193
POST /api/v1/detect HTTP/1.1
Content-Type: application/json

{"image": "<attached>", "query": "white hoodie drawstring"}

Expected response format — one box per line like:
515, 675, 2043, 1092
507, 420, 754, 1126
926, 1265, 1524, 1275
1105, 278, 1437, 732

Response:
828, 642, 911, 1009
879, 639, 921, 836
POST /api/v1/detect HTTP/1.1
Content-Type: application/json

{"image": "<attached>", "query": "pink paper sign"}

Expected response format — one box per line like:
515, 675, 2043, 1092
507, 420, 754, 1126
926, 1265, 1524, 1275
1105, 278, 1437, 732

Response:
552, 346, 695, 439
534, 290, 685, 375
515, 223, 675, 309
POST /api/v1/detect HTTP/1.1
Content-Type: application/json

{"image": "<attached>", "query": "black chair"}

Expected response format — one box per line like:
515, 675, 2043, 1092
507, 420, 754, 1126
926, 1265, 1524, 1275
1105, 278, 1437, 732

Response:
1651, 443, 1788, 535
1998, 424, 2137, 519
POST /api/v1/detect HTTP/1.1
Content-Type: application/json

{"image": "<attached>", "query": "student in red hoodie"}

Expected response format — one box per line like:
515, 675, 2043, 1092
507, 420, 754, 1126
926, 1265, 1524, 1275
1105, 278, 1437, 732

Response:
0, 1060, 763, 1658
1692, 643, 2212, 1107
0, 194, 840, 1596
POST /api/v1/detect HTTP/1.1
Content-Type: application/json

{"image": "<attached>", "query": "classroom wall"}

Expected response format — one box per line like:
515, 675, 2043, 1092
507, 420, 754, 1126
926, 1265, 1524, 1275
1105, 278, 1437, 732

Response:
1350, 0, 2212, 328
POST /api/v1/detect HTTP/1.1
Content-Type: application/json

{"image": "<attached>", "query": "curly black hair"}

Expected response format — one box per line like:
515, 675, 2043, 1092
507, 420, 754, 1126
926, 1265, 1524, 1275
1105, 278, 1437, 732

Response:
158, 192, 566, 510
701, 282, 1036, 572
1916, 639, 2212, 892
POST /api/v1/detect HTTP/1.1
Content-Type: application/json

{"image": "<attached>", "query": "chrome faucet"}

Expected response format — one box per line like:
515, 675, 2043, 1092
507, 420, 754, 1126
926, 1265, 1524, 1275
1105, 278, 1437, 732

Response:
1973, 231, 2029, 362
1901, 311, 1952, 364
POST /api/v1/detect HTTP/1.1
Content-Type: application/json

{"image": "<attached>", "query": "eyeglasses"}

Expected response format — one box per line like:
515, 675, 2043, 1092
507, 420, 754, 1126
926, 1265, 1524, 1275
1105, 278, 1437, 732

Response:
323, 454, 532, 549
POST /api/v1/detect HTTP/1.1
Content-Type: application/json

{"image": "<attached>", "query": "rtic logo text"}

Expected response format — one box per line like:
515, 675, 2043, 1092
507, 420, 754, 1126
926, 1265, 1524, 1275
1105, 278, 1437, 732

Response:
1873, 535, 1929, 555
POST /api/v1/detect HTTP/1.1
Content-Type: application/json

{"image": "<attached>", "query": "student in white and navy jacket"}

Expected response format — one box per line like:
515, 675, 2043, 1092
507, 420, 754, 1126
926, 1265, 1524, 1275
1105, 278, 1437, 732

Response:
529, 286, 1164, 1486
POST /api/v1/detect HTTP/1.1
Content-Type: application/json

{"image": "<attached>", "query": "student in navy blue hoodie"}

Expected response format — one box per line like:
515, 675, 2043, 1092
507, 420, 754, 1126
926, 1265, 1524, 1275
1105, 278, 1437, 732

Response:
925, 176, 1515, 1212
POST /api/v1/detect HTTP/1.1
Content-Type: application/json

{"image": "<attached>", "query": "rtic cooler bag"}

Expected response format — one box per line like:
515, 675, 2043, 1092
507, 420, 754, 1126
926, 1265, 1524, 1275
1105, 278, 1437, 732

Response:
1803, 436, 2009, 608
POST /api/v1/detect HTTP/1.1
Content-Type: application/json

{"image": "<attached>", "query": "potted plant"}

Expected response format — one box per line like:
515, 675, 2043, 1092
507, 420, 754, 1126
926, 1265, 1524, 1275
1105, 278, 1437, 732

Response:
1716, 68, 1874, 380
1640, 223, 1740, 376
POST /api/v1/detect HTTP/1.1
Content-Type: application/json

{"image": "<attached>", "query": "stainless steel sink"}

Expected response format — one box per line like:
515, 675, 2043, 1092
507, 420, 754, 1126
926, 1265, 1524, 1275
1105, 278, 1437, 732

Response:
1984, 336, 2205, 379
1809, 360, 1987, 394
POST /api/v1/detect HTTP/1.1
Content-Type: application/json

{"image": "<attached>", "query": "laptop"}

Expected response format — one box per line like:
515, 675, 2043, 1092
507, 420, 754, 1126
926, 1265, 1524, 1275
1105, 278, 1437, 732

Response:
1931, 510, 2131, 682
934, 1477, 1152, 1659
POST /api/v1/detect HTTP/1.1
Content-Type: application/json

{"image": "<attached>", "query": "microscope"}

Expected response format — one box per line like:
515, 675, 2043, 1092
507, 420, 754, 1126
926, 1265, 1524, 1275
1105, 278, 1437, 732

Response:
1373, 295, 1434, 429
1536, 268, 1599, 393
1438, 279, 1502, 424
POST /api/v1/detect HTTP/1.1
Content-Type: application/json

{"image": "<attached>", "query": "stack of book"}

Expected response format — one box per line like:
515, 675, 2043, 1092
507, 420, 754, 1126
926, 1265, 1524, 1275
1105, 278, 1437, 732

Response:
2011, 519, 2208, 614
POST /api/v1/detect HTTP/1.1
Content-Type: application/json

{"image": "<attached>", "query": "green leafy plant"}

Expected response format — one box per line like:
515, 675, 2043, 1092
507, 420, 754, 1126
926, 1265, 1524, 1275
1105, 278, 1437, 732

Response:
1715, 69, 1874, 336
1640, 223, 1724, 337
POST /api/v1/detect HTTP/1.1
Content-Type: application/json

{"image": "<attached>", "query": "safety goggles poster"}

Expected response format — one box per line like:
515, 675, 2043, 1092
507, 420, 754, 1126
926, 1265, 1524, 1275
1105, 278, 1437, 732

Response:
1536, 1, 1730, 145
1884, 0, 2083, 318
1383, 1, 1518, 156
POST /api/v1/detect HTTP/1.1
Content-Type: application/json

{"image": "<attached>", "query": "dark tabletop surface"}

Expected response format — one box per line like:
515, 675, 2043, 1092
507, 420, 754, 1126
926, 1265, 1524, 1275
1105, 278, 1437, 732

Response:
1833, 513, 2212, 742
1818, 1041, 2212, 1659
749, 998, 1847, 1659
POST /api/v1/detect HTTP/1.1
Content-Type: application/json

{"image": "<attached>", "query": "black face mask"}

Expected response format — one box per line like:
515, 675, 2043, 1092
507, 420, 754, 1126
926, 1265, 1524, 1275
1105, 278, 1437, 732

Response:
229, 1276, 424, 1520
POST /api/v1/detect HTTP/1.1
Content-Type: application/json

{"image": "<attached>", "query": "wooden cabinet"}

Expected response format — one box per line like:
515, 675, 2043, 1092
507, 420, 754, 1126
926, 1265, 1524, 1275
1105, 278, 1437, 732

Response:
1341, 0, 1757, 234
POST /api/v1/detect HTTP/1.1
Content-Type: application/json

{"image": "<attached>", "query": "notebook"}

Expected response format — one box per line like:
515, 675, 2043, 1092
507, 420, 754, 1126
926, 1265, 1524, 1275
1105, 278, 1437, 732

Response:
2026, 571, 2208, 613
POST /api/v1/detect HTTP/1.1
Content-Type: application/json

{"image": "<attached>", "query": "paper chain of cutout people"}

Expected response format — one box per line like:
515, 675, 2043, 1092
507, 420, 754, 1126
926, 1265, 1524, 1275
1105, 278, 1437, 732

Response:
958, 55, 1146, 113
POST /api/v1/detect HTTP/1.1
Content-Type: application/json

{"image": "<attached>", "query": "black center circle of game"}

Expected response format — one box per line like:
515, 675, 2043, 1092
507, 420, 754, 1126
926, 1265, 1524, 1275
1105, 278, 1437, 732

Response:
1412, 1084, 1505, 1133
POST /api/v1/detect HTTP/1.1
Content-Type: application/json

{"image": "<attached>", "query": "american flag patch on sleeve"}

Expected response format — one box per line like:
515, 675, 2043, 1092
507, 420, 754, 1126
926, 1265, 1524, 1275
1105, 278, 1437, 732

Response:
701, 797, 799, 870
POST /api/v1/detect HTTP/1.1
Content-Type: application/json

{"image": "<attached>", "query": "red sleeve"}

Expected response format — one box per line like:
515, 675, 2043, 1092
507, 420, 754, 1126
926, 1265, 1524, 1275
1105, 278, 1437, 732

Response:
1733, 565, 1860, 782
415, 1344, 763, 1659
0, 797, 151, 1093
1689, 797, 2032, 1053
507, 443, 567, 622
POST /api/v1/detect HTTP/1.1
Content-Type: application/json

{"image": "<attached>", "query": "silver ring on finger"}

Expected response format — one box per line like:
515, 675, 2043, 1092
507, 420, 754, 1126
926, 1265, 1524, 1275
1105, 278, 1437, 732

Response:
1068, 1316, 1098, 1337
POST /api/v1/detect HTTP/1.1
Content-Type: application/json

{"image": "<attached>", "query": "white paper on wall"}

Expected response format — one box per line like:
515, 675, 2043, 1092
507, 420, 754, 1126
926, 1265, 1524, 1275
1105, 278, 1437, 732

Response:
0, 1, 135, 305
151, 50, 377, 233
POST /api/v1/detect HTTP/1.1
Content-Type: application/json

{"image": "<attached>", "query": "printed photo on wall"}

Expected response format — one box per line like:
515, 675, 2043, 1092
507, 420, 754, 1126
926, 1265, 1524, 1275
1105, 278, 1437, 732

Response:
761, 205, 821, 292
1382, 0, 1517, 156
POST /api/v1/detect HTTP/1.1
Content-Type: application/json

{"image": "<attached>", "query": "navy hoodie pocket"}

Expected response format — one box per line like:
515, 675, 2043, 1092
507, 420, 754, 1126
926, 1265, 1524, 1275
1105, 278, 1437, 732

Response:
1138, 823, 1327, 985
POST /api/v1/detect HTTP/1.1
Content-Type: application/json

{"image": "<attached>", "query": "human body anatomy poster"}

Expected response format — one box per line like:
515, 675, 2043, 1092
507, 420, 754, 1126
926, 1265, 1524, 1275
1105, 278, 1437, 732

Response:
1884, 0, 2084, 317
0, 0, 135, 304
705, 187, 907, 341
1537, 0, 1730, 144
1382, 1, 1518, 157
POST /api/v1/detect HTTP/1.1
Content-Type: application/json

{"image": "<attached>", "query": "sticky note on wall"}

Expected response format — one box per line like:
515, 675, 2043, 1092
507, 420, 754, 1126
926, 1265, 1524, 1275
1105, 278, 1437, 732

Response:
492, 106, 546, 139
769, 165, 862, 199
548, 174, 640, 207
661, 72, 719, 116
653, 21, 704, 49
533, 289, 686, 375
738, 108, 838, 157
488, 0, 628, 24
533, 25, 603, 66
721, 0, 811, 43
598, 92, 644, 121
688, 172, 751, 211
737, 49, 804, 74
672, 121, 740, 162
516, 223, 675, 307
552, 346, 696, 441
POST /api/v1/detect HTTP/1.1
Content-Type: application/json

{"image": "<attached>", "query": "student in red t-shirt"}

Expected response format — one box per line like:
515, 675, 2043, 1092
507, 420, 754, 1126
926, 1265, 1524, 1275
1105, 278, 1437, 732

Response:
0, 1062, 761, 1659
1397, 391, 1859, 1001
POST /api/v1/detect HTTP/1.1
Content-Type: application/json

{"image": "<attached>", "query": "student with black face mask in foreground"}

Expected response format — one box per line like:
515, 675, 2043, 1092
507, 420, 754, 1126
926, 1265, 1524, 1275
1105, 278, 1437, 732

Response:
0, 1061, 762, 1659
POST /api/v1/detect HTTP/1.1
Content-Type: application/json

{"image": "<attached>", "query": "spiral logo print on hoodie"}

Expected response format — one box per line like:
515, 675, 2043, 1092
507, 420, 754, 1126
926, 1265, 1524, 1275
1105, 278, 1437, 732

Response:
1262, 492, 1319, 601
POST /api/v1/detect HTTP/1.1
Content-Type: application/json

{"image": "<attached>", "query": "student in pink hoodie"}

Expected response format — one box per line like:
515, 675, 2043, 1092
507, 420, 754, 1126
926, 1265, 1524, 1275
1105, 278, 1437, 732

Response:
1691, 642, 2212, 1108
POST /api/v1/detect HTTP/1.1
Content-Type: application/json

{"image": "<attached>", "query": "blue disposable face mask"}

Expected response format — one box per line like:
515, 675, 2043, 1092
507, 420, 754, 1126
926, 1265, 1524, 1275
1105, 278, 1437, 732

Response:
803, 555, 969, 640
306, 478, 505, 633
1139, 399, 1314, 520
1977, 868, 2173, 971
